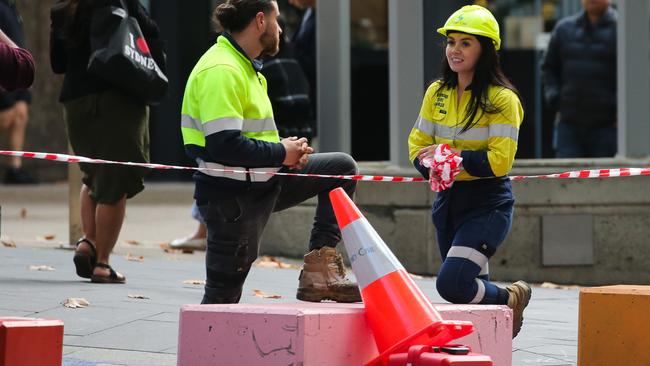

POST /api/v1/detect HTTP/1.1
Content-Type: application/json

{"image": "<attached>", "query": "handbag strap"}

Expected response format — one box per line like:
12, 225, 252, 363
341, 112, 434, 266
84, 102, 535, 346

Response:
118, 0, 129, 15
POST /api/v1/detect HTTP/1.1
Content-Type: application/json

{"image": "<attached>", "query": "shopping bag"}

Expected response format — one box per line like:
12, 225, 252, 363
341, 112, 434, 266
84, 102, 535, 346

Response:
87, 0, 168, 104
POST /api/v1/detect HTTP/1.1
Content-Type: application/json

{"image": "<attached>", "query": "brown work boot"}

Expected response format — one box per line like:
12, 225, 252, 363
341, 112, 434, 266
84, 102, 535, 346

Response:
506, 280, 532, 338
297, 247, 362, 303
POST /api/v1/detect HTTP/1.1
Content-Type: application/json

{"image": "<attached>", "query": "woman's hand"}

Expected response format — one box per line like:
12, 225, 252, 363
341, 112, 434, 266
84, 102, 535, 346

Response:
417, 145, 439, 160
417, 144, 460, 160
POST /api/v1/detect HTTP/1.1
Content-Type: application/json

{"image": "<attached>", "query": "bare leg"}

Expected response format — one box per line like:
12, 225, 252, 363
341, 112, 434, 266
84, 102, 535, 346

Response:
0, 107, 16, 164
92, 195, 127, 277
80, 185, 97, 241
73, 185, 99, 278
7, 101, 28, 168
196, 222, 207, 239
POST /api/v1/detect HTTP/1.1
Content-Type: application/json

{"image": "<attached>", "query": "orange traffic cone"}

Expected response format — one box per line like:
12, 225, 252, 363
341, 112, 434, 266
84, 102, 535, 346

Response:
329, 188, 476, 366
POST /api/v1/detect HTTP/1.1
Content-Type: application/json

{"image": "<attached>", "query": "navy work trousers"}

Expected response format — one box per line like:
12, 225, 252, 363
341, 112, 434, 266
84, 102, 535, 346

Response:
434, 201, 513, 305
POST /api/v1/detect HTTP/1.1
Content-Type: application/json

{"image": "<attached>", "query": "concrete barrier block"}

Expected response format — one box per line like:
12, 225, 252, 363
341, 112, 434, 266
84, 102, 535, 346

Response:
491, 214, 540, 281
436, 304, 512, 366
578, 285, 650, 366
355, 181, 432, 206
393, 209, 439, 274
0, 317, 64, 366
262, 206, 314, 257
177, 303, 511, 366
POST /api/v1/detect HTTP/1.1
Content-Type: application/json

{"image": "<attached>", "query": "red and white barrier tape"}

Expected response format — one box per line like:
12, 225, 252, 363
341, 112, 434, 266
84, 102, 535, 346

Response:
2, 150, 650, 182
509, 168, 650, 180
0, 150, 424, 182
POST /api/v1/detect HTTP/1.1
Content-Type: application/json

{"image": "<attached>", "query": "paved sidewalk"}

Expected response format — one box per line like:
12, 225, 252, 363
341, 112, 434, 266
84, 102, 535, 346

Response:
0, 183, 579, 365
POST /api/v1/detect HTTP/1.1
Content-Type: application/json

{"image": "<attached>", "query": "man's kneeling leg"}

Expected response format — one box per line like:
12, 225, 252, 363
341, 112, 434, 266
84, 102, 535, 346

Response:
202, 266, 252, 304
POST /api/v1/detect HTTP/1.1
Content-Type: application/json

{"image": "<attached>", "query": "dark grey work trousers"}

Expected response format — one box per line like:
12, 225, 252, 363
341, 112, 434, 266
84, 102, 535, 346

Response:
197, 152, 358, 304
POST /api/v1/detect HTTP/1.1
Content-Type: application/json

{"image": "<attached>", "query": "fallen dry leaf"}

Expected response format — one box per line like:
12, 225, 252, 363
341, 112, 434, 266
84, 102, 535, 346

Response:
183, 279, 206, 285
160, 243, 181, 253
29, 265, 56, 271
1, 238, 16, 248
253, 289, 282, 299
36, 234, 56, 241
125, 239, 140, 245
127, 294, 150, 299
20, 208, 27, 219
540, 282, 580, 290
63, 298, 90, 309
255, 256, 300, 269
159, 243, 194, 254
124, 253, 144, 262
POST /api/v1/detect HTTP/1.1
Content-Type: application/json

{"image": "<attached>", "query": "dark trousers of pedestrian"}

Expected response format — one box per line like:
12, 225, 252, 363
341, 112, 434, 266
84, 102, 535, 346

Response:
197, 152, 357, 304
554, 121, 617, 158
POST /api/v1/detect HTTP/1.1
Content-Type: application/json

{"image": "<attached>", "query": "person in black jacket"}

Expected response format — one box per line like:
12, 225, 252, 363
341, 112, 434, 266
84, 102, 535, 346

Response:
542, 0, 617, 158
288, 0, 316, 136
50, 0, 166, 284
262, 18, 314, 140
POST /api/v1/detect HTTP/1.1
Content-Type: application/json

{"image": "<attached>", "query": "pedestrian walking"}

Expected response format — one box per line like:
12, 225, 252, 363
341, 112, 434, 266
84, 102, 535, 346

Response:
50, 0, 166, 283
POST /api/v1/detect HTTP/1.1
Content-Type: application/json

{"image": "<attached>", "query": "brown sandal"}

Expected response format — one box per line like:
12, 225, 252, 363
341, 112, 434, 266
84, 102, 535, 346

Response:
91, 263, 126, 284
73, 238, 97, 279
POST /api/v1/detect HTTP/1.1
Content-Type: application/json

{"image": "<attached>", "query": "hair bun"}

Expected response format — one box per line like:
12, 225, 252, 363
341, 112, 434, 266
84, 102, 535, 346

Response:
215, 3, 238, 30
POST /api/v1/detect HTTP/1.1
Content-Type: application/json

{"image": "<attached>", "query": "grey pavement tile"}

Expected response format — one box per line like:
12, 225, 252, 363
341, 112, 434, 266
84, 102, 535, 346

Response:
0, 295, 63, 313
0, 308, 32, 317
38, 305, 162, 336
64, 344, 84, 355
63, 348, 176, 366
143, 312, 179, 323
65, 319, 178, 353
513, 345, 577, 365
160, 346, 177, 354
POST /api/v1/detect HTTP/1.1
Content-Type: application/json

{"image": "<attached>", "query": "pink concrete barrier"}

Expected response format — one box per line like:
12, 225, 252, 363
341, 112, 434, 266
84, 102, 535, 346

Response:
177, 303, 512, 366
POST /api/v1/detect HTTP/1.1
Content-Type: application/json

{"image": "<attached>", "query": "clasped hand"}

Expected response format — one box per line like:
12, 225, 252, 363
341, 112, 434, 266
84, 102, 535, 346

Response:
281, 136, 314, 170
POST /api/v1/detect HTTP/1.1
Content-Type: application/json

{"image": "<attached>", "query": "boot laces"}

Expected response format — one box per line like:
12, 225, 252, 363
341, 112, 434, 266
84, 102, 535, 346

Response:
325, 252, 346, 278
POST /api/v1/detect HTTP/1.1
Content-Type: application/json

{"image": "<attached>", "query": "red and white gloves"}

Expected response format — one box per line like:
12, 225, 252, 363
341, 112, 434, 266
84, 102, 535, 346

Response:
419, 144, 463, 192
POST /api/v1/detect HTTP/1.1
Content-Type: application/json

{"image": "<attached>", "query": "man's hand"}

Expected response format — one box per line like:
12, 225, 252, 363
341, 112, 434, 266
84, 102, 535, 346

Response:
281, 137, 313, 168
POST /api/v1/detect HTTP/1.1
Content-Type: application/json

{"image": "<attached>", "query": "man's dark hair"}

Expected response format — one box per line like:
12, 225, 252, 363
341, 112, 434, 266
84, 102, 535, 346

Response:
213, 0, 276, 33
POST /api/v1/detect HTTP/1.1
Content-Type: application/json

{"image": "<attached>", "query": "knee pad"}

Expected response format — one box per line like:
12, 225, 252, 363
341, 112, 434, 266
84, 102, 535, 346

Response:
436, 257, 481, 304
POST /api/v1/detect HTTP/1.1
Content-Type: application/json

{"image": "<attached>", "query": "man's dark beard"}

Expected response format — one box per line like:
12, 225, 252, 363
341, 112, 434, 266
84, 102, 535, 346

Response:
260, 31, 279, 57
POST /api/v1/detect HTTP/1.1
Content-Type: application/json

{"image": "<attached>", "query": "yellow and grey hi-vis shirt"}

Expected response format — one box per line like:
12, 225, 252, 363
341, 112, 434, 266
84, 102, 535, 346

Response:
181, 34, 285, 196
408, 80, 524, 180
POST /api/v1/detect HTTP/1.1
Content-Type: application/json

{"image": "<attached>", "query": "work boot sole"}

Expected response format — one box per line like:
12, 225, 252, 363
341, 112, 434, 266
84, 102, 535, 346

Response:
296, 287, 362, 303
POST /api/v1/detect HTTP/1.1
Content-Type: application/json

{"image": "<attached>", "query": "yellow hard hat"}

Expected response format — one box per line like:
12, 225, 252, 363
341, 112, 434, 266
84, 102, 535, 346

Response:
437, 5, 501, 50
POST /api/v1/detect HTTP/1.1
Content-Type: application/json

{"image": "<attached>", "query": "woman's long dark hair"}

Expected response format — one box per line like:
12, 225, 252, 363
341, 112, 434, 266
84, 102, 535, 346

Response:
435, 32, 521, 133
